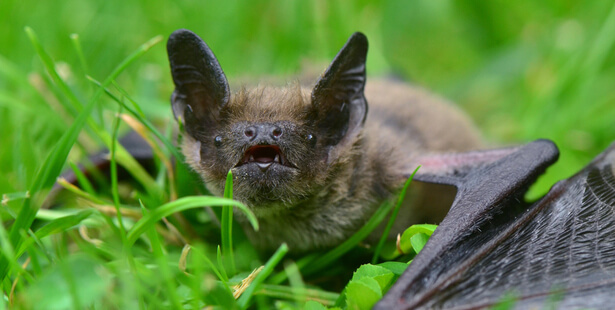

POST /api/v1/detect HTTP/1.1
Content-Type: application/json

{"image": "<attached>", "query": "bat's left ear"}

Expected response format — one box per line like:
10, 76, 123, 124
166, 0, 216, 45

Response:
311, 32, 368, 163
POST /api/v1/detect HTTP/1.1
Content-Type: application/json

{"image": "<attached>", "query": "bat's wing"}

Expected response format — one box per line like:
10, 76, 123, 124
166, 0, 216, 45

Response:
411, 144, 525, 185
378, 139, 615, 309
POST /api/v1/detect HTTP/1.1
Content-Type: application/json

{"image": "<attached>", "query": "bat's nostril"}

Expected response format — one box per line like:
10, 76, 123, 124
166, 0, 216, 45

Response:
244, 127, 256, 139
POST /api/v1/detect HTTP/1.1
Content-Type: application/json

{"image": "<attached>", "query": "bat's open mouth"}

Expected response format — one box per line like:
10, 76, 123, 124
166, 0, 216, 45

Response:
236, 145, 293, 171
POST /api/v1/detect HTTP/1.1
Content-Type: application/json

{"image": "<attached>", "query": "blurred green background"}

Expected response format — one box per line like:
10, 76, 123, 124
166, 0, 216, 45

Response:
2, 0, 615, 197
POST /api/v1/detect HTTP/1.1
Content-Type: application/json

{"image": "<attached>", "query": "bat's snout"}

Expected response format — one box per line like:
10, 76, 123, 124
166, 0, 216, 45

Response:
242, 123, 283, 143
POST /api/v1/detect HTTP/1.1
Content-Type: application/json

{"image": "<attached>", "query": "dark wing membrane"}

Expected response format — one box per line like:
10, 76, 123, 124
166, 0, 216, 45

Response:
377, 140, 615, 309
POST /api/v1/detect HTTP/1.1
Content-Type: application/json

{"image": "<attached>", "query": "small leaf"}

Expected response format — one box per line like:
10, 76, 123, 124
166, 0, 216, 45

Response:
351, 264, 395, 292
398, 224, 437, 254
303, 300, 328, 310
345, 277, 382, 310
410, 233, 429, 254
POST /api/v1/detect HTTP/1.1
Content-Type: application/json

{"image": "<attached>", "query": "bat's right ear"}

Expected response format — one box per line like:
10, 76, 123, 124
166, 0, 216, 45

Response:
167, 29, 229, 137
311, 32, 368, 164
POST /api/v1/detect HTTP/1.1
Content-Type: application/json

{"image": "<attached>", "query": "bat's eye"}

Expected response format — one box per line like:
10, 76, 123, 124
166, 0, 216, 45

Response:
307, 134, 316, 147
214, 136, 223, 147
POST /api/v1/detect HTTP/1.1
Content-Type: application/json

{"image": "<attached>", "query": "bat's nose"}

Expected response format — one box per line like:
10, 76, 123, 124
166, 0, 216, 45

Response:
243, 124, 283, 141
244, 126, 257, 141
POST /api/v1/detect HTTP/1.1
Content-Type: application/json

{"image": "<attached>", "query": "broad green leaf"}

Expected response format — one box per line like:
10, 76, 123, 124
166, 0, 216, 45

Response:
345, 277, 382, 310
351, 264, 395, 292
304, 300, 328, 310
410, 232, 430, 254
398, 224, 438, 255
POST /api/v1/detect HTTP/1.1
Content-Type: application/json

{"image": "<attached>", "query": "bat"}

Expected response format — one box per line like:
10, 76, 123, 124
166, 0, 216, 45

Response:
166, 30, 485, 253
377, 140, 615, 309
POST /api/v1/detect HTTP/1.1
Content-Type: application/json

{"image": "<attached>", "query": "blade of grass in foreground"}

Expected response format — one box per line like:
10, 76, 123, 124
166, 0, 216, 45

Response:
145, 214, 182, 309
217, 246, 229, 283
125, 196, 258, 248
221, 170, 236, 275
237, 243, 289, 309
70, 34, 89, 76
16, 210, 96, 257
187, 245, 230, 287
110, 104, 127, 239
1, 29, 162, 282
256, 284, 339, 306
371, 166, 420, 263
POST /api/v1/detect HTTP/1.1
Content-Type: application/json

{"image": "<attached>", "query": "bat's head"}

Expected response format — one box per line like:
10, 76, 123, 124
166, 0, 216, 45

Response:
167, 29, 368, 215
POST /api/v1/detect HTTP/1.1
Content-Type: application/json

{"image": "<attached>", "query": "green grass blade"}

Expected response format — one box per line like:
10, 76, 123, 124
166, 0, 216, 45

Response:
269, 253, 319, 285
216, 245, 229, 283
70, 33, 89, 75
110, 104, 127, 238
111, 80, 146, 117
0, 219, 16, 268
371, 166, 420, 263
25, 27, 81, 114
145, 216, 182, 309
2, 192, 30, 207
237, 243, 289, 309
88, 76, 184, 162
221, 170, 236, 275
34, 210, 95, 242
68, 163, 96, 196
0, 219, 35, 285
101, 130, 162, 199
15, 210, 95, 264
255, 284, 340, 307
257, 284, 339, 306
30, 27, 162, 199
125, 196, 257, 248
283, 260, 306, 303
188, 245, 230, 287
1, 32, 162, 282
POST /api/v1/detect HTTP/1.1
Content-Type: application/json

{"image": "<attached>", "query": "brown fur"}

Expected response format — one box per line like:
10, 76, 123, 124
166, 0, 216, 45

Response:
181, 80, 481, 252
168, 30, 482, 253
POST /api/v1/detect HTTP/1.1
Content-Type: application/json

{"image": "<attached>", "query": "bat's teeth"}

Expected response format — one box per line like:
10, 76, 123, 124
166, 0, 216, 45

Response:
249, 155, 255, 162
274, 154, 280, 163
256, 162, 272, 171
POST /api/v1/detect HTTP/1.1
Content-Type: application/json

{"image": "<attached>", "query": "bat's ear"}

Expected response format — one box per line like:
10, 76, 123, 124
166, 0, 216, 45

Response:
167, 29, 230, 137
311, 32, 368, 163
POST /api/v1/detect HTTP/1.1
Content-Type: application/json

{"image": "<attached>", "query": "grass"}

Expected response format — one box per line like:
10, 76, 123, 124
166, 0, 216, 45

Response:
2, 1, 615, 309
